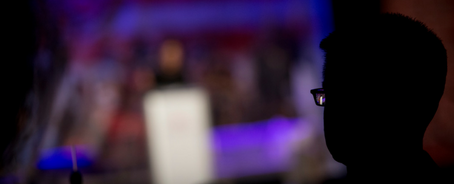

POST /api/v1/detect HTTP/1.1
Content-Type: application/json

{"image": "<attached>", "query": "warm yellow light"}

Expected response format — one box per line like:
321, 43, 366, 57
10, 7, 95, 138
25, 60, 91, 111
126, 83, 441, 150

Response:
159, 39, 184, 74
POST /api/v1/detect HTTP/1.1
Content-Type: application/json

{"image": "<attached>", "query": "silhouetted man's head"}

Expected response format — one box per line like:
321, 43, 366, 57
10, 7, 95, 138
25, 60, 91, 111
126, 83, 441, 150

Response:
319, 13, 446, 166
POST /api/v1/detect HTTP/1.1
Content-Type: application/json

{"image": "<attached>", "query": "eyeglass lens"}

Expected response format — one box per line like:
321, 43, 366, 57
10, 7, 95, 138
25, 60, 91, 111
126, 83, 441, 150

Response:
315, 93, 325, 106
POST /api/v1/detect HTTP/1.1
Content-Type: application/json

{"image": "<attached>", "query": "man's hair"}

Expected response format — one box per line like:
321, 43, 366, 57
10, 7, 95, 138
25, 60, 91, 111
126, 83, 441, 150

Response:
320, 13, 446, 109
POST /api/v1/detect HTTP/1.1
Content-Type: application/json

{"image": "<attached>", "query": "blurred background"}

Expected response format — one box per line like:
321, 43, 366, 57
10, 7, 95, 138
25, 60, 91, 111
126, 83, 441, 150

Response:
1, 0, 453, 184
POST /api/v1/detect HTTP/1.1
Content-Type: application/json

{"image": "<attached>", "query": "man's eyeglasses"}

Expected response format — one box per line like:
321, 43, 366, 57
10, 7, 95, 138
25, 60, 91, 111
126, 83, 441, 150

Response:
310, 88, 325, 106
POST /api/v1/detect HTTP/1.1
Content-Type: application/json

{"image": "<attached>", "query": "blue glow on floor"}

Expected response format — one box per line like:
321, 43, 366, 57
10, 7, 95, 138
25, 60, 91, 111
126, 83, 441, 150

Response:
37, 146, 93, 170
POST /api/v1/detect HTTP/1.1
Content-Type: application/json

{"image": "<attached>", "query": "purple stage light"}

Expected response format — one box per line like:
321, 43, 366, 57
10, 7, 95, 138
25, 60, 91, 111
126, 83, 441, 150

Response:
212, 116, 312, 178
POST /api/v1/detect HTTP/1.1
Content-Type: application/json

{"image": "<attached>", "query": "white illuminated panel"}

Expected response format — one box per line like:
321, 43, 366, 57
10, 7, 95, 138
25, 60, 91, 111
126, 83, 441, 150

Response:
143, 87, 213, 184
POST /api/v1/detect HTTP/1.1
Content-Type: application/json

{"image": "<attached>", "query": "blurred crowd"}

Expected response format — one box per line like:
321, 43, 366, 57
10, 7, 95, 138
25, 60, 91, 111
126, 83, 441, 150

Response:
17, 0, 335, 183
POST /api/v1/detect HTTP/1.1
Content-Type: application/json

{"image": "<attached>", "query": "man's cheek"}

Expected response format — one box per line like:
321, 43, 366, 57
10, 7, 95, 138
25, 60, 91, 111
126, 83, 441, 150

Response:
323, 105, 356, 163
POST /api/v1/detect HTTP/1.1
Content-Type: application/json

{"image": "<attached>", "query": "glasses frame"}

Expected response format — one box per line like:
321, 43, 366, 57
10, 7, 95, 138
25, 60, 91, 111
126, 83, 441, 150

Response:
310, 88, 325, 106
